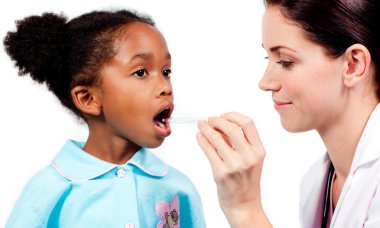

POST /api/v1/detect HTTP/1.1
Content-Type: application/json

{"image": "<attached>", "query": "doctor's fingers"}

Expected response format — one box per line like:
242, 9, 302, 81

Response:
196, 132, 224, 174
196, 131, 256, 188
197, 120, 259, 173
221, 112, 262, 147
196, 126, 256, 181
217, 113, 266, 165
197, 121, 236, 164
207, 116, 252, 152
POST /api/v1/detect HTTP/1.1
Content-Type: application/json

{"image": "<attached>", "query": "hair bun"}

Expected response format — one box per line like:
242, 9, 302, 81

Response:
3, 12, 68, 84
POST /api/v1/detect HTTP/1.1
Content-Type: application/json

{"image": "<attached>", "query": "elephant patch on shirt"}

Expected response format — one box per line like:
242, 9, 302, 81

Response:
156, 196, 180, 228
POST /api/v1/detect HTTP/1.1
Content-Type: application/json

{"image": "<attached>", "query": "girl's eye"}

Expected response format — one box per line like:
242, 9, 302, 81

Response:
276, 60, 294, 69
162, 69, 172, 77
133, 69, 148, 77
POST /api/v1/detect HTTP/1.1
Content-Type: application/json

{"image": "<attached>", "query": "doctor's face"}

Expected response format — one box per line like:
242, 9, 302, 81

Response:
259, 6, 345, 133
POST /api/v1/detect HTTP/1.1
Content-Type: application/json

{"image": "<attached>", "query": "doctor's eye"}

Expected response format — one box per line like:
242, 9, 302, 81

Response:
133, 69, 148, 77
276, 60, 294, 69
162, 69, 172, 77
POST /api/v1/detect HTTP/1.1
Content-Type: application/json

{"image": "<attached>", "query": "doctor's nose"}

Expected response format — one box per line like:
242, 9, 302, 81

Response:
259, 67, 281, 92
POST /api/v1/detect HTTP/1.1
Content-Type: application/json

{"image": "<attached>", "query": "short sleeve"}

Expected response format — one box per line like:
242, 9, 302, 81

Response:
6, 204, 44, 228
5, 165, 70, 228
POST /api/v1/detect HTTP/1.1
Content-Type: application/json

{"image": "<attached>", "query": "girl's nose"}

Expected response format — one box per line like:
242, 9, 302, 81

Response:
157, 77, 172, 97
159, 86, 172, 96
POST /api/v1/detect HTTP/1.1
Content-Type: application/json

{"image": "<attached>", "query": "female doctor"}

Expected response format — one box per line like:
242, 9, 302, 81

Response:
197, 0, 380, 227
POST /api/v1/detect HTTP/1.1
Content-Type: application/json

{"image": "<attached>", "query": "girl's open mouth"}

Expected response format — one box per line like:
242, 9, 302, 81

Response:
153, 103, 173, 136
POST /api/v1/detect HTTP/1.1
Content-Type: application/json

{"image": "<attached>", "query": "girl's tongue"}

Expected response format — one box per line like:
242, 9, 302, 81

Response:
155, 120, 167, 129
153, 108, 171, 130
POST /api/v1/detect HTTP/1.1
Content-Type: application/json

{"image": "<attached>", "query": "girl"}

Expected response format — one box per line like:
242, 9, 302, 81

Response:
197, 0, 380, 227
4, 9, 205, 227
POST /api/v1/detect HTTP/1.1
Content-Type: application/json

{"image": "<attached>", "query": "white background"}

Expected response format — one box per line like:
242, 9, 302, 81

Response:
0, 0, 325, 227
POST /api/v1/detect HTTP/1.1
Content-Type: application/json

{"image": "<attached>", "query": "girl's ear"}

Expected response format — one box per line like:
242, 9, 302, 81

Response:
342, 44, 372, 87
71, 86, 102, 116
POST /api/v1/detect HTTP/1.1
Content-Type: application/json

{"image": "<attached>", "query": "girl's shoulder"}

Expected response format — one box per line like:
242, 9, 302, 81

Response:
166, 165, 195, 184
14, 164, 71, 205
6, 164, 71, 227
25, 163, 71, 190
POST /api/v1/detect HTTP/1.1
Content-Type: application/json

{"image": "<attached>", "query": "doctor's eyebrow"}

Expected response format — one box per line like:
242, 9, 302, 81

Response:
262, 44, 298, 54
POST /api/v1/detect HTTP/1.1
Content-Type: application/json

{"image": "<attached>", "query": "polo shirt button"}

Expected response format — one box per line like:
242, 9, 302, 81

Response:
125, 223, 134, 228
117, 168, 126, 178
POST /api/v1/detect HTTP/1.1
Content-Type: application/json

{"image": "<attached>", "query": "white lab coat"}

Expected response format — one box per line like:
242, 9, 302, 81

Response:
300, 104, 380, 228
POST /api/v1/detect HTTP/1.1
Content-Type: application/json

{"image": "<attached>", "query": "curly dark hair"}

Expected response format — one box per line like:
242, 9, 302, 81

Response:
3, 9, 155, 118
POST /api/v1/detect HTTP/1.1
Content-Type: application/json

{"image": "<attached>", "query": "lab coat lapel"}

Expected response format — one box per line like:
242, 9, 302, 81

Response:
351, 104, 380, 172
331, 104, 380, 227
300, 104, 380, 227
300, 153, 330, 228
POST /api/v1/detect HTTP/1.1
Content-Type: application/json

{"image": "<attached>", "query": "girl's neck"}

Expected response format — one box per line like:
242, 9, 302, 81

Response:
318, 101, 377, 180
83, 123, 140, 165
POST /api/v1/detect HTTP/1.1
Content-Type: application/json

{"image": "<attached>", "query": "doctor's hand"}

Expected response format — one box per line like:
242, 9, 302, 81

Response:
197, 112, 272, 228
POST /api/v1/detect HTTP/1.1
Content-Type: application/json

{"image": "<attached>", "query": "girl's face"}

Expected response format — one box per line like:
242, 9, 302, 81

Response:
98, 22, 173, 148
260, 6, 346, 133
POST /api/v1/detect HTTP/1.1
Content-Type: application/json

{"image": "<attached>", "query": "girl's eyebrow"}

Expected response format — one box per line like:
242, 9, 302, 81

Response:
129, 53, 153, 62
128, 52, 171, 62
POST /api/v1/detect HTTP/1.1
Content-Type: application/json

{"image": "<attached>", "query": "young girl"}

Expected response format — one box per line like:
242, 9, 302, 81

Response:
4, 9, 205, 228
197, 0, 380, 227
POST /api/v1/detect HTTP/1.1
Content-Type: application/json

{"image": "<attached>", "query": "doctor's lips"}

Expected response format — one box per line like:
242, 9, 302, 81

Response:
273, 99, 292, 109
153, 103, 173, 130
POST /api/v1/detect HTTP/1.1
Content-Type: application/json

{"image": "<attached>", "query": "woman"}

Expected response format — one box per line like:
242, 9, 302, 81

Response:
197, 0, 380, 227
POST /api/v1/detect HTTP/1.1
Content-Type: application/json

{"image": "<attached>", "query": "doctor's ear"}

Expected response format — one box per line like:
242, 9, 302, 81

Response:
342, 44, 372, 87
71, 86, 102, 117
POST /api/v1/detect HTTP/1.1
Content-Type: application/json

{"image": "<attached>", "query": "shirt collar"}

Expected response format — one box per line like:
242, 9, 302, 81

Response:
51, 140, 168, 181
351, 103, 380, 171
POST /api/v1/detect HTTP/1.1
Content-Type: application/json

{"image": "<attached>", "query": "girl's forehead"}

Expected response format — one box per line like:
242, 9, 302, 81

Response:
108, 23, 169, 65
112, 22, 166, 49
115, 22, 161, 41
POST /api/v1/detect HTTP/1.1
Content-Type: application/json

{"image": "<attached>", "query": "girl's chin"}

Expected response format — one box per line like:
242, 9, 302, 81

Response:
141, 138, 166, 149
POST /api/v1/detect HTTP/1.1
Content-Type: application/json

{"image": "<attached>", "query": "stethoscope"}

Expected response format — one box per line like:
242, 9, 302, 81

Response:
321, 163, 335, 228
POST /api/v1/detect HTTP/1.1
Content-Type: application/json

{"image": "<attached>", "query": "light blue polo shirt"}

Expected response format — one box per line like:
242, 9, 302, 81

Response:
6, 140, 205, 228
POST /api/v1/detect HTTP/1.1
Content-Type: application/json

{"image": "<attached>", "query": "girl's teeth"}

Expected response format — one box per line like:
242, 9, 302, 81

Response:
158, 121, 166, 129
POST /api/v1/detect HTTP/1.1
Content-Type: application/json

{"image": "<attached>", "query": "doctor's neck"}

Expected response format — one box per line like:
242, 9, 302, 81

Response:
318, 100, 378, 180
